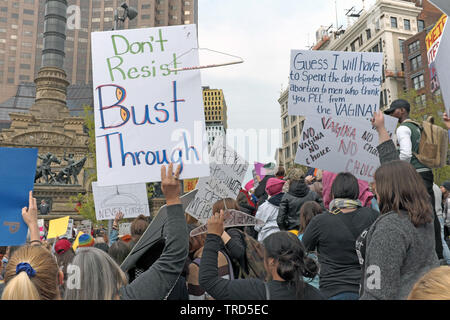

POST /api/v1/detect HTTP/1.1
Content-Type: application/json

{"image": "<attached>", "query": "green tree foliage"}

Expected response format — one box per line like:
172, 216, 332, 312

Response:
398, 89, 450, 186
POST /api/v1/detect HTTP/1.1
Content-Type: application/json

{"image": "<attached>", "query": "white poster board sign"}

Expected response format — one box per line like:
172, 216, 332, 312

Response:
119, 222, 132, 236
91, 24, 209, 186
435, 21, 450, 115
295, 115, 397, 182
79, 220, 92, 235
185, 137, 249, 223
92, 182, 150, 221
289, 50, 383, 119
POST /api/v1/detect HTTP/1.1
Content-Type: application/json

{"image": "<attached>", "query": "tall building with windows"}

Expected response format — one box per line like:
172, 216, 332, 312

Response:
0, 0, 198, 128
202, 86, 228, 148
402, 1, 444, 105
278, 88, 305, 169
314, 0, 423, 109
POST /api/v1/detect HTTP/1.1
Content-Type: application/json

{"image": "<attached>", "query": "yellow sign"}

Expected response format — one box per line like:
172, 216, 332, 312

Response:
426, 14, 447, 51
72, 231, 84, 251
183, 178, 198, 193
46, 216, 70, 239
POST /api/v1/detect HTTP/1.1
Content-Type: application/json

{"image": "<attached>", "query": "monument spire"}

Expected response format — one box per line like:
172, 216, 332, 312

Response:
29, 0, 70, 119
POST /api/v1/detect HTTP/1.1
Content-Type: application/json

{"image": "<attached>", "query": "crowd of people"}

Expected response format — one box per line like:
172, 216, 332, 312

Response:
1, 101, 450, 301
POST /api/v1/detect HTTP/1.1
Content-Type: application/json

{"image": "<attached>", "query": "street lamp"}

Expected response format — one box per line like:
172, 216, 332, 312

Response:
113, 2, 138, 30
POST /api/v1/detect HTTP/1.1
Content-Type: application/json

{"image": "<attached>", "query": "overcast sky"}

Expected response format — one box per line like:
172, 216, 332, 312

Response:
197, 0, 377, 174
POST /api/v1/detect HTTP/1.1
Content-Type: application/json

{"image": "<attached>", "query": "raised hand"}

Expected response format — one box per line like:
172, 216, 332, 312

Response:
161, 163, 181, 206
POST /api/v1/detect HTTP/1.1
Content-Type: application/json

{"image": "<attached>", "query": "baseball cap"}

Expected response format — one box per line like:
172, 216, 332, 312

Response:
384, 99, 410, 115
54, 239, 71, 255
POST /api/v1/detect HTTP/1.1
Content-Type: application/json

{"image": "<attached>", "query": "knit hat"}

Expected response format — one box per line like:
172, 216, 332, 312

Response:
265, 178, 286, 196
78, 233, 95, 248
244, 180, 254, 192
442, 181, 450, 192
54, 239, 71, 255
285, 167, 305, 181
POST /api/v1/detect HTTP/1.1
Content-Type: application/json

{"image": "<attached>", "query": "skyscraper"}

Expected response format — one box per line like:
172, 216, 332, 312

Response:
0, 0, 198, 108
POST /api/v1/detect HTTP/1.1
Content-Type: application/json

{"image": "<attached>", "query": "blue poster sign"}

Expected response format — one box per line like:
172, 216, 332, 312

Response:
0, 147, 38, 246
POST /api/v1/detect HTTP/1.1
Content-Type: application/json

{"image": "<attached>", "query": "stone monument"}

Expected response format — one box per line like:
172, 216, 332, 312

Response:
0, 0, 91, 221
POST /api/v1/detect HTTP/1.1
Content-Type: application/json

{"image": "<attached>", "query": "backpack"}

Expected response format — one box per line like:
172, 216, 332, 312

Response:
404, 117, 448, 168
235, 229, 267, 280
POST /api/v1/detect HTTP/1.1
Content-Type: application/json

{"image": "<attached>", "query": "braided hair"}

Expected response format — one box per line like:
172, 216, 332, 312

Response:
263, 232, 318, 299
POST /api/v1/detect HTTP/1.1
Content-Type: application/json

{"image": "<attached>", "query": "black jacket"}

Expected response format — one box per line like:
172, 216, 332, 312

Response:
277, 180, 322, 231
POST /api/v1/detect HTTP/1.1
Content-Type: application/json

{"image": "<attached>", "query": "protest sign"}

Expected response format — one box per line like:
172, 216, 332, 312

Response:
183, 178, 198, 193
79, 220, 92, 235
189, 209, 264, 237
92, 182, 150, 221
47, 216, 70, 240
61, 219, 74, 239
91, 24, 209, 186
0, 147, 38, 246
426, 14, 447, 93
38, 219, 45, 240
120, 189, 197, 272
119, 222, 132, 236
72, 231, 84, 251
288, 50, 383, 119
185, 137, 249, 223
435, 20, 450, 115
294, 115, 398, 181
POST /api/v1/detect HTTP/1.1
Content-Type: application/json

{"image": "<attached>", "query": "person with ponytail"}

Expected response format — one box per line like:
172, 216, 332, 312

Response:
2, 191, 63, 300
198, 210, 324, 300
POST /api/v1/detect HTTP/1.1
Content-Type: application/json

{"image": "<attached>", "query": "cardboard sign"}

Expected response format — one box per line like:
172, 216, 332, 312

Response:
189, 209, 264, 237
0, 147, 38, 246
120, 189, 197, 272
92, 182, 150, 221
47, 216, 70, 240
294, 115, 398, 182
185, 137, 249, 223
119, 222, 132, 236
435, 20, 450, 115
289, 50, 383, 119
91, 24, 210, 186
426, 15, 447, 93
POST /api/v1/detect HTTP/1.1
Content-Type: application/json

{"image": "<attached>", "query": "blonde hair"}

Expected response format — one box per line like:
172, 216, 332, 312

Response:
2, 245, 60, 300
407, 266, 450, 300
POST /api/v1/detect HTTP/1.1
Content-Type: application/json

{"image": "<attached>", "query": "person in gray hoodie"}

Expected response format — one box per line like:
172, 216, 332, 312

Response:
360, 160, 440, 300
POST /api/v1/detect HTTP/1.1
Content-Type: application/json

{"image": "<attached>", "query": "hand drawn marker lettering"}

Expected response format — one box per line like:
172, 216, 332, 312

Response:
4, 222, 20, 234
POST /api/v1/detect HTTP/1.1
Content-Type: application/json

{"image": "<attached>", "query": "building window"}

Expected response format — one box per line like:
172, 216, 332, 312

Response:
285, 146, 291, 159
23, 20, 33, 25
11, 13, 19, 19
372, 44, 380, 52
20, 64, 30, 69
283, 116, 289, 128
366, 29, 371, 40
284, 131, 290, 143
415, 94, 426, 107
410, 55, 422, 71
23, 9, 34, 15
391, 17, 398, 28
412, 74, 425, 90
142, 4, 151, 9
418, 20, 425, 32
408, 40, 420, 53
141, 14, 150, 19
292, 126, 297, 138
404, 19, 411, 31
399, 39, 405, 54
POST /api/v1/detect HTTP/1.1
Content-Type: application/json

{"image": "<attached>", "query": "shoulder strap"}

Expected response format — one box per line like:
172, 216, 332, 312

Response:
220, 250, 235, 280
264, 282, 270, 300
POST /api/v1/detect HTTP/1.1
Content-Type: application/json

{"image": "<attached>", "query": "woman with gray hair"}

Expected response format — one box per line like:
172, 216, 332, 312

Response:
64, 163, 189, 300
